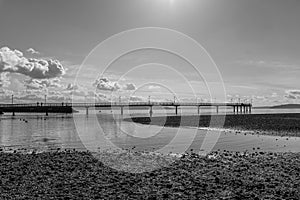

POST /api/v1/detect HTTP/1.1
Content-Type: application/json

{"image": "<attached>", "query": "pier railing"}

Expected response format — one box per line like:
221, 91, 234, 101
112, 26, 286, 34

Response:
0, 102, 251, 108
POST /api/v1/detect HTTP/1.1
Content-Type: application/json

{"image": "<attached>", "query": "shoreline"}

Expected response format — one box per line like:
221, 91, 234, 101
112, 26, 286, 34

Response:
0, 150, 299, 199
126, 113, 300, 137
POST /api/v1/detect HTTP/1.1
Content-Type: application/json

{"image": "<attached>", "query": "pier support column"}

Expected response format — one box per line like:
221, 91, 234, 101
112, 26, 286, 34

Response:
197, 106, 200, 115
175, 106, 178, 115
149, 106, 153, 117
216, 106, 219, 114
120, 106, 124, 115
233, 106, 236, 114
249, 106, 252, 114
86, 107, 89, 115
240, 106, 243, 113
12, 112, 15, 116
46, 112, 48, 116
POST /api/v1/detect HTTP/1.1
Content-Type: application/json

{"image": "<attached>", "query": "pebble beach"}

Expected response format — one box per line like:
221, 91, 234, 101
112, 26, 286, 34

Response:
0, 150, 299, 199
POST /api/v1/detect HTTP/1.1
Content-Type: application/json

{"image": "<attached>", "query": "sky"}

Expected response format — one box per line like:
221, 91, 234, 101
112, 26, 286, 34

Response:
0, 0, 300, 106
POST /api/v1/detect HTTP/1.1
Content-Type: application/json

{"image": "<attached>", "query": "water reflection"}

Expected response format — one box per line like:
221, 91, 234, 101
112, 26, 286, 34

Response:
0, 109, 299, 153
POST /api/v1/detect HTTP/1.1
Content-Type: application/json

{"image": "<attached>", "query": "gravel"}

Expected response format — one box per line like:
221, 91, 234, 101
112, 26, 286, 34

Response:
0, 151, 299, 199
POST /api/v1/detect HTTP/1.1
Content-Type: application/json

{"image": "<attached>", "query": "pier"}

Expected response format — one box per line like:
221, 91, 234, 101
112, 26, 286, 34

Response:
0, 102, 252, 116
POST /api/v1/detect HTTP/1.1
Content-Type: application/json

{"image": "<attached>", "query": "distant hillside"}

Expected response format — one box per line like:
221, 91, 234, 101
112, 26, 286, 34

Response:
270, 104, 300, 109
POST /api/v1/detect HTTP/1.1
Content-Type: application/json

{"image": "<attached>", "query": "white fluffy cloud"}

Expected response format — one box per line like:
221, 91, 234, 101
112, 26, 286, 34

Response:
0, 47, 65, 79
26, 48, 40, 55
93, 77, 121, 91
123, 83, 136, 91
93, 77, 136, 92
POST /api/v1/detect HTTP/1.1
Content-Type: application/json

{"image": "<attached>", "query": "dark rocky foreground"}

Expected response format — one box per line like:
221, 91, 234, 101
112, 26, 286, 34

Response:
127, 113, 300, 137
0, 151, 299, 199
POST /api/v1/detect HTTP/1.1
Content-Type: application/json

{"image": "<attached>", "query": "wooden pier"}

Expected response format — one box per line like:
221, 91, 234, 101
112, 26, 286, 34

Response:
0, 102, 252, 116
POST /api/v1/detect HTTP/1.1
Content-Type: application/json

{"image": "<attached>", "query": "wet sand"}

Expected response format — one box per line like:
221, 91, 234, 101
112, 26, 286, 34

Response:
0, 151, 299, 199
127, 113, 300, 137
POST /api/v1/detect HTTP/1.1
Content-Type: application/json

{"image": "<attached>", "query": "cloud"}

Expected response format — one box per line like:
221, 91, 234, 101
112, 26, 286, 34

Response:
65, 83, 79, 91
47, 95, 65, 102
285, 90, 300, 100
24, 78, 62, 90
87, 91, 107, 101
93, 77, 121, 91
0, 73, 10, 87
93, 77, 138, 92
271, 92, 278, 98
0, 47, 65, 79
123, 83, 136, 91
129, 96, 145, 102
285, 94, 297, 100
0, 89, 69, 103
287, 90, 300, 96
26, 48, 40, 55
16, 92, 65, 103
63, 83, 107, 102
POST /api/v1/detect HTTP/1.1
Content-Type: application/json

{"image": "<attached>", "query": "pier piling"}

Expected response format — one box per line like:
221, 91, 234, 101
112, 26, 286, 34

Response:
149, 106, 153, 117
120, 106, 124, 115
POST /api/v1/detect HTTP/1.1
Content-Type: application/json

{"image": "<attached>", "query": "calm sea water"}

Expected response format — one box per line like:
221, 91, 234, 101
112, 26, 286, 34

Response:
0, 108, 299, 154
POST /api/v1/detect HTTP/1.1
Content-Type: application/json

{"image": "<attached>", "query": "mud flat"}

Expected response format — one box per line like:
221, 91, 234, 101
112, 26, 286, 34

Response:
0, 151, 299, 199
127, 113, 300, 137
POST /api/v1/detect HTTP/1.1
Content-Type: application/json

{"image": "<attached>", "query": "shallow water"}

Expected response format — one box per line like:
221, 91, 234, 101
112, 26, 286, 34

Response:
0, 108, 299, 153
